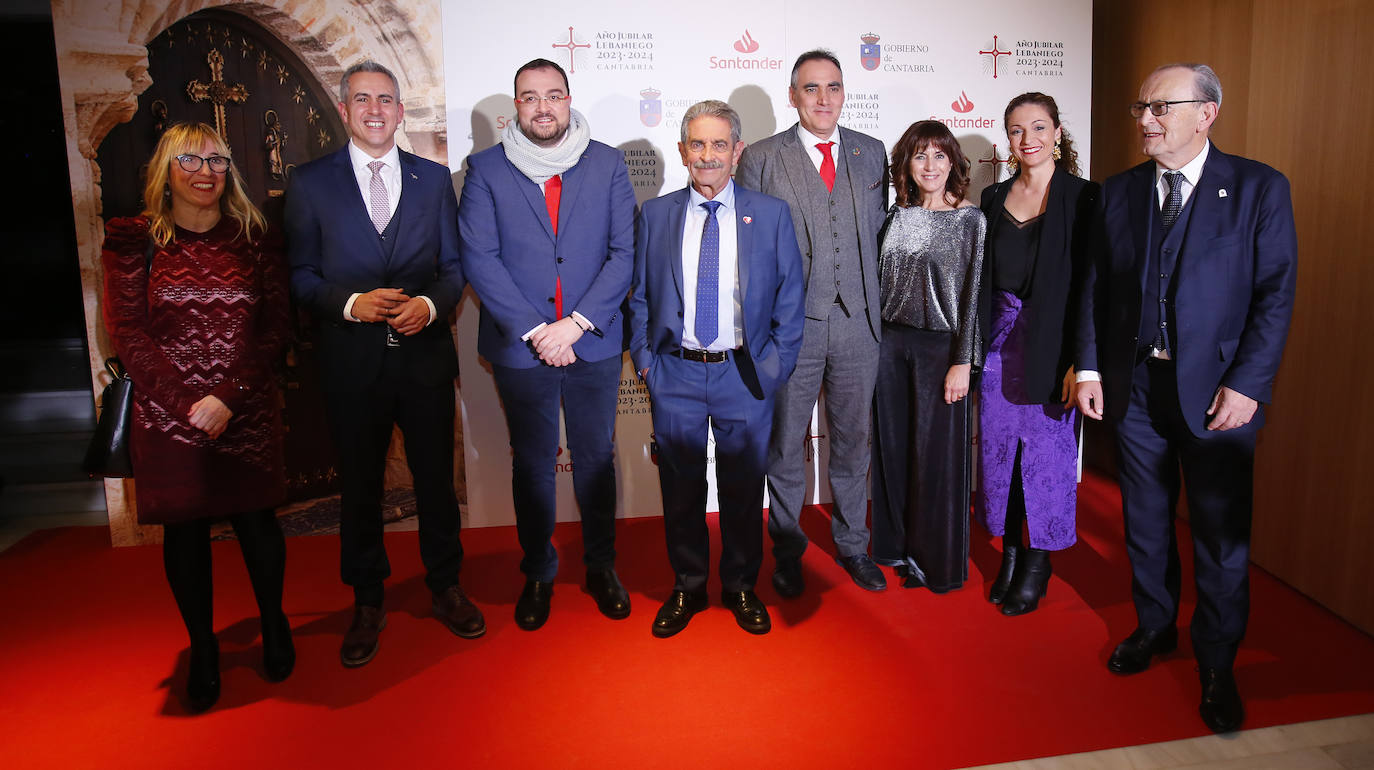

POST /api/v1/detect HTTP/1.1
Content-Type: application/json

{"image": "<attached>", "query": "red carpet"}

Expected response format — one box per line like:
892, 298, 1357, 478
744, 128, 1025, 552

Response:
2, 472, 1373, 769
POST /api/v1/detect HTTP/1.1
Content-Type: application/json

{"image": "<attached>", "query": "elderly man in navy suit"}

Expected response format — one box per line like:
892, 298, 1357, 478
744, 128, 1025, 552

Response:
629, 100, 804, 637
1075, 63, 1297, 733
287, 60, 482, 668
459, 58, 636, 631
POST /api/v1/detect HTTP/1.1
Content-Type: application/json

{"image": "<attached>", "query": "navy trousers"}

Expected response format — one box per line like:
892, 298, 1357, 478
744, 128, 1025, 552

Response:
1115, 358, 1258, 669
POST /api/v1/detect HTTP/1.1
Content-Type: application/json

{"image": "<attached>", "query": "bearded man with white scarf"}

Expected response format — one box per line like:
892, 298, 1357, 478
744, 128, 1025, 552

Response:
458, 58, 637, 631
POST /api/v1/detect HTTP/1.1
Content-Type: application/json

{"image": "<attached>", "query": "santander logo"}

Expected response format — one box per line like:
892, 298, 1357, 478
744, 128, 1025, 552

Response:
951, 91, 975, 113
733, 30, 760, 53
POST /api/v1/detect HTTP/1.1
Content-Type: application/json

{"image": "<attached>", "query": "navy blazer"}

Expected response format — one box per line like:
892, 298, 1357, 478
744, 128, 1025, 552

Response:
285, 145, 465, 386
458, 141, 636, 369
979, 167, 1098, 403
628, 184, 805, 401
1076, 146, 1297, 436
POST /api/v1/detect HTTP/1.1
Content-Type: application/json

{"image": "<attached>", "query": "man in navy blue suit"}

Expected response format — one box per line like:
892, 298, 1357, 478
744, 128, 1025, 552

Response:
458, 59, 636, 631
629, 100, 804, 637
287, 60, 482, 667
1075, 63, 1297, 733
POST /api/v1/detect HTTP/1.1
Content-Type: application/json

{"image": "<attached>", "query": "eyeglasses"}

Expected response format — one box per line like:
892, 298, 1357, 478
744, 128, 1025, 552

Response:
1129, 100, 1206, 118
175, 154, 231, 173
517, 94, 567, 106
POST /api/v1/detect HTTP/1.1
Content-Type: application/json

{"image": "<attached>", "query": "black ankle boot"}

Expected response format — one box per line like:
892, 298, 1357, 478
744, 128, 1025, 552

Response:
261, 612, 295, 682
186, 637, 221, 713
1000, 548, 1051, 616
988, 543, 1021, 604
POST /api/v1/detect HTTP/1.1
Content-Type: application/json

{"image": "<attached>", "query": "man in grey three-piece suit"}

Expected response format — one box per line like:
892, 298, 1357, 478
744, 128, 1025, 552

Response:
735, 49, 890, 596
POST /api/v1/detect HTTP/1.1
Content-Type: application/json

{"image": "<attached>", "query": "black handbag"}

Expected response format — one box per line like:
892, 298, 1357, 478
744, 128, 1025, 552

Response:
83, 357, 135, 478
83, 238, 156, 479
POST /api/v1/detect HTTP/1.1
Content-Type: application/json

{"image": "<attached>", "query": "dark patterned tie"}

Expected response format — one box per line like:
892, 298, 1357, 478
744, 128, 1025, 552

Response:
695, 200, 723, 347
367, 160, 388, 233
1162, 170, 1184, 229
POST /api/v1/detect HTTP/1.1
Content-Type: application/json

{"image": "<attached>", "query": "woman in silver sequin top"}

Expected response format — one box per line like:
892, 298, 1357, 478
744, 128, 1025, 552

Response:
870, 120, 986, 593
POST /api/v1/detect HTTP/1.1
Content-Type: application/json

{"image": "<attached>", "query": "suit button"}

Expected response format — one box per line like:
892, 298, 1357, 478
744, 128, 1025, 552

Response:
547, 297, 555, 303
1160, 273, 1167, 278
557, 257, 564, 263
677, 311, 684, 318
835, 248, 840, 253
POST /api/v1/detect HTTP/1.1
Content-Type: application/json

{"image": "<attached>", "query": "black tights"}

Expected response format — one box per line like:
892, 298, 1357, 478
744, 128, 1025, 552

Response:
1003, 443, 1028, 549
162, 509, 286, 646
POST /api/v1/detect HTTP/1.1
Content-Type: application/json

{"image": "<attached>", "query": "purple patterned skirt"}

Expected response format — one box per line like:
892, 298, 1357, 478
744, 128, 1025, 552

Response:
976, 291, 1078, 551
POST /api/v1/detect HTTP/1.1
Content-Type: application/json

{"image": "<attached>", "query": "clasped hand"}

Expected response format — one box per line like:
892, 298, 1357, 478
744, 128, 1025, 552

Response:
530, 317, 583, 367
353, 288, 429, 336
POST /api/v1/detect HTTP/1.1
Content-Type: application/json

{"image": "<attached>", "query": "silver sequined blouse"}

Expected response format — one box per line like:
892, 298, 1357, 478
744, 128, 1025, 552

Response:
878, 204, 986, 364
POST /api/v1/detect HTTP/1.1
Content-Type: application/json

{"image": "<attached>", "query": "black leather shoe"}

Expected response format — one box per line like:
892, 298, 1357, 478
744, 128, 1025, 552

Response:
772, 559, 805, 599
261, 611, 295, 682
341, 605, 386, 667
186, 637, 220, 713
1199, 667, 1245, 733
586, 568, 631, 620
721, 589, 771, 634
836, 553, 887, 592
433, 585, 486, 638
514, 580, 553, 631
652, 590, 708, 638
988, 543, 1021, 604
1000, 548, 1051, 616
1107, 625, 1178, 674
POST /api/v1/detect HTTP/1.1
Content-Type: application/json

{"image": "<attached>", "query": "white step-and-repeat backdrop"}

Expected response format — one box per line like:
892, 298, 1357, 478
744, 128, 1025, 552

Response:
443, 0, 1092, 527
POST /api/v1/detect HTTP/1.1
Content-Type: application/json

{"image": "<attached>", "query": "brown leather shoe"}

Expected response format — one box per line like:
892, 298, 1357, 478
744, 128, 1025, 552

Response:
432, 585, 486, 639
340, 605, 386, 668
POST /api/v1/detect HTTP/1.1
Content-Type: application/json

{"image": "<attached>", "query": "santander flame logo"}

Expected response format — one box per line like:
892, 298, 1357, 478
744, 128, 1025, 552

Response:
733, 30, 760, 53
951, 91, 975, 113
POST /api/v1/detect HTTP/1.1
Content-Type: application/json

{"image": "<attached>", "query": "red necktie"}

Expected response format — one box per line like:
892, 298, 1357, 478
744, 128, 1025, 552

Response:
817, 142, 835, 192
545, 175, 563, 316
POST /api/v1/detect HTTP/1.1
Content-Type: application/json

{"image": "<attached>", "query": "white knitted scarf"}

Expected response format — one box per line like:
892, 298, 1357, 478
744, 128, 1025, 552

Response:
500, 108, 592, 184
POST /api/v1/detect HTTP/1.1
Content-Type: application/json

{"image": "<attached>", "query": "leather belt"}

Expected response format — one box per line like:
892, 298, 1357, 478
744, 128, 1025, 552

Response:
677, 348, 733, 363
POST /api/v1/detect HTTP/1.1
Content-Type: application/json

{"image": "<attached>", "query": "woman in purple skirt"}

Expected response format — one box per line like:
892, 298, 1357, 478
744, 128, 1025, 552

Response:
976, 93, 1098, 615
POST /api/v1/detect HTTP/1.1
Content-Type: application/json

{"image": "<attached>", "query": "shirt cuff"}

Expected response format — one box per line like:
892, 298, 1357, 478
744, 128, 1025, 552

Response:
521, 322, 548, 342
570, 311, 595, 332
344, 293, 362, 322
1075, 370, 1101, 383
419, 296, 437, 326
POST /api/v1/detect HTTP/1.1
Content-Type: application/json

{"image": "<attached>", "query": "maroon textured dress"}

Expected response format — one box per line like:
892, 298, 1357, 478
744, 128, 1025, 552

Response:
101, 216, 289, 524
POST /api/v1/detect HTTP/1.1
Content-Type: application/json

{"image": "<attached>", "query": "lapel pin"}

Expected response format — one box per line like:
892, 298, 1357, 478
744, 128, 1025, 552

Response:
852, 147, 861, 156
1218, 189, 1228, 198
410, 172, 418, 180
742, 216, 752, 224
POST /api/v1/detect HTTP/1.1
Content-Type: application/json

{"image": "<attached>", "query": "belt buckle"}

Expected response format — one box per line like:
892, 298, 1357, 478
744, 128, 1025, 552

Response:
385, 327, 402, 348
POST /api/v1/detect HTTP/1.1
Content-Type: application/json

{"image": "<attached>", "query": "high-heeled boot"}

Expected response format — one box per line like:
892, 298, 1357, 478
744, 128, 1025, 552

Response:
988, 542, 1021, 604
1000, 548, 1051, 616
261, 611, 296, 682
186, 637, 220, 713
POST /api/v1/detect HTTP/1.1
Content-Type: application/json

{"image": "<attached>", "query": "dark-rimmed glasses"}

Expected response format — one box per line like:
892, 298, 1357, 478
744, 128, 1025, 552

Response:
175, 154, 231, 173
517, 94, 567, 106
1129, 100, 1206, 118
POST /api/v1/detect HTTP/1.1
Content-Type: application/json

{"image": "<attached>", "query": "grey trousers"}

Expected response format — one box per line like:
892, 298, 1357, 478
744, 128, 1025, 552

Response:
765, 303, 880, 563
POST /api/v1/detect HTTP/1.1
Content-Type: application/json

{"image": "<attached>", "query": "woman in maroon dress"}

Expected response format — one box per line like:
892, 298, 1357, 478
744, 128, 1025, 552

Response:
102, 123, 292, 712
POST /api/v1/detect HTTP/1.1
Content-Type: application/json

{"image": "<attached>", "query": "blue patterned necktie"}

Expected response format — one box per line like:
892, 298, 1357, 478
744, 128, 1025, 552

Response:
1162, 170, 1183, 229
695, 200, 723, 347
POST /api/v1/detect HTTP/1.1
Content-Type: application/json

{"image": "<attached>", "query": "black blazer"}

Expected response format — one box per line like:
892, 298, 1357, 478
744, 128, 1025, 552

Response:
978, 166, 1098, 403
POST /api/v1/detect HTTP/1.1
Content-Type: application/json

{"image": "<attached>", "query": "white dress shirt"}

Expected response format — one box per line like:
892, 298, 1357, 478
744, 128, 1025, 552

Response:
798, 123, 840, 175
680, 181, 743, 352
341, 140, 436, 325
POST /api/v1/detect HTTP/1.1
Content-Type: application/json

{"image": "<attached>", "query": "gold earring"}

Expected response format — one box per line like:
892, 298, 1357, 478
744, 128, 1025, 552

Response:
1006, 154, 1018, 173
1053, 141, 1062, 161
